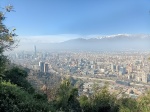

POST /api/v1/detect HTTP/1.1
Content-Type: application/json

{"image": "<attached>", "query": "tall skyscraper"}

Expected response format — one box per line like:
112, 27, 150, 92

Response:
39, 61, 45, 72
142, 72, 148, 83
111, 64, 116, 72
44, 63, 49, 73
34, 45, 37, 57
116, 65, 120, 72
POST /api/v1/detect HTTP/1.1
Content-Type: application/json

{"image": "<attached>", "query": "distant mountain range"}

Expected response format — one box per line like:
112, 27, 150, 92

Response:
48, 34, 150, 51
16, 34, 150, 52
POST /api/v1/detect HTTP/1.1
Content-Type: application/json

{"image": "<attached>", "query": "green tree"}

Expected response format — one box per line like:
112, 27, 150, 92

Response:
0, 4, 17, 76
3, 66, 35, 93
91, 85, 119, 112
55, 79, 81, 111
79, 95, 91, 112
0, 5, 17, 50
0, 81, 54, 112
0, 49, 8, 76
138, 91, 150, 112
118, 98, 138, 112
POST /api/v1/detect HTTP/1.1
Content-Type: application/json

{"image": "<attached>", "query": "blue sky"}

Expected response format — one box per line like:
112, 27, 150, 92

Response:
1, 0, 150, 43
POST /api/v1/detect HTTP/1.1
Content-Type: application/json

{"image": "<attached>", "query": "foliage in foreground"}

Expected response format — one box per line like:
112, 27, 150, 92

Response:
2, 67, 35, 93
54, 80, 81, 111
0, 81, 54, 112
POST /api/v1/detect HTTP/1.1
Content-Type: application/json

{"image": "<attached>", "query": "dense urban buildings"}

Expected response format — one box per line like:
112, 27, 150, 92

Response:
9, 49, 150, 98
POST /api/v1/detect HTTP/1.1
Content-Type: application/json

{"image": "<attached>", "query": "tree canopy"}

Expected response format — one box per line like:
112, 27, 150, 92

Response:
0, 4, 17, 51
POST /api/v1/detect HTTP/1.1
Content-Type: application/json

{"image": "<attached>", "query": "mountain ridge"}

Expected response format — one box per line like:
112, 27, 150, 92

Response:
56, 34, 150, 51
62, 34, 150, 43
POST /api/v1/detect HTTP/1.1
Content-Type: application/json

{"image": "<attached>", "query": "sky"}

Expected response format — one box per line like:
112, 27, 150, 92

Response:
1, 0, 150, 43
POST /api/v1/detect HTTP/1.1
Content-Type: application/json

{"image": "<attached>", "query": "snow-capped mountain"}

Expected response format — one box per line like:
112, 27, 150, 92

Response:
57, 34, 150, 51
16, 34, 150, 51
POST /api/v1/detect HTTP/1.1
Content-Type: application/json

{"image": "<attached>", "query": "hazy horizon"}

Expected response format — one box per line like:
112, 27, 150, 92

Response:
9, 33, 150, 52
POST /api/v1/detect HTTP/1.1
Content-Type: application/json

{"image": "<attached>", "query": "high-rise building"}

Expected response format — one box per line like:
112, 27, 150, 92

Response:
116, 65, 120, 72
142, 72, 148, 83
34, 45, 37, 57
119, 67, 126, 75
39, 61, 45, 72
44, 63, 49, 73
111, 64, 116, 72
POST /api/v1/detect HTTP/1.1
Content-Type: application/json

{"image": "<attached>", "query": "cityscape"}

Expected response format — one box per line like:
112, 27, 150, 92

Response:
9, 45, 150, 98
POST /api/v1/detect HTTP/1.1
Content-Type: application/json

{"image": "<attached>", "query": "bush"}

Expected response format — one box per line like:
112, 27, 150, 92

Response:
0, 81, 54, 112
3, 67, 35, 94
